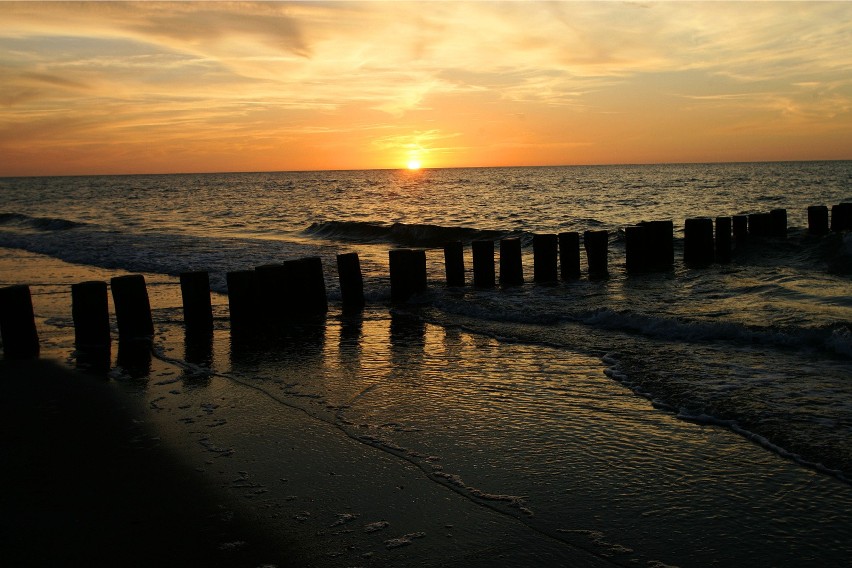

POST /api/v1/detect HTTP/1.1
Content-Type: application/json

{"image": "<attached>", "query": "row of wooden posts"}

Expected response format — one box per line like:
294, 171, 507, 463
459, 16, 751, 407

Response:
1, 203, 850, 360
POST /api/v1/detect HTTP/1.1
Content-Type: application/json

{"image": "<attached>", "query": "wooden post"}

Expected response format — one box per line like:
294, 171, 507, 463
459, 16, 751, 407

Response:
0, 284, 40, 359
831, 203, 852, 232
110, 275, 154, 341
226, 270, 257, 333
472, 240, 496, 288
179, 271, 213, 332
256, 258, 328, 322
733, 215, 748, 244
300, 256, 329, 316
411, 249, 427, 294
748, 213, 773, 237
71, 281, 110, 350
533, 234, 558, 283
337, 252, 365, 311
807, 205, 829, 235
583, 230, 609, 278
770, 208, 787, 238
499, 238, 524, 286
642, 220, 674, 270
558, 232, 581, 280
255, 263, 290, 325
715, 217, 732, 264
443, 241, 465, 287
389, 249, 427, 303
625, 225, 648, 274
683, 218, 714, 266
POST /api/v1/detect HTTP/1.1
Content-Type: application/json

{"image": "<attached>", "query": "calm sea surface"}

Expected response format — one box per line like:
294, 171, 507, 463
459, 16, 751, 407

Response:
2, 162, 851, 566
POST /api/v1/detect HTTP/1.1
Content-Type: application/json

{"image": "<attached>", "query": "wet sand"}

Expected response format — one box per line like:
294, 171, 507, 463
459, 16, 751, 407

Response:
0, 357, 303, 568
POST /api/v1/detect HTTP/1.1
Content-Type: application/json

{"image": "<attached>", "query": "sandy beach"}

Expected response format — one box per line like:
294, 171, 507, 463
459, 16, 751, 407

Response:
0, 358, 305, 568
2, 242, 852, 567
0, 357, 614, 568
0, 249, 617, 567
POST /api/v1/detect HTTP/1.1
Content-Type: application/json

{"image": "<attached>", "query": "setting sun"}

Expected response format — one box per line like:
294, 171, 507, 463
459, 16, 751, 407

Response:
407, 159, 422, 170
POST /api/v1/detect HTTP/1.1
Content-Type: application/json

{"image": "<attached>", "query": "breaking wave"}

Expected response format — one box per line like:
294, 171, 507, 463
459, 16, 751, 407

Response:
303, 220, 526, 247
0, 212, 87, 231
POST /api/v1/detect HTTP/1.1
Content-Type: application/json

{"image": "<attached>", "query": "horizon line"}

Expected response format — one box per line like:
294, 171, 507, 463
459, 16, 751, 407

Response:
2, 158, 851, 179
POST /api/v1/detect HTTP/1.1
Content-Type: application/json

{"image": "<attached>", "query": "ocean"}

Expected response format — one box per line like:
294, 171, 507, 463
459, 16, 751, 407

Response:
1, 161, 851, 566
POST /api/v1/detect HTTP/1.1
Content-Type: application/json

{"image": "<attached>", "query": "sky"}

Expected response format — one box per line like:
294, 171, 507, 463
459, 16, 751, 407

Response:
1, 1, 851, 176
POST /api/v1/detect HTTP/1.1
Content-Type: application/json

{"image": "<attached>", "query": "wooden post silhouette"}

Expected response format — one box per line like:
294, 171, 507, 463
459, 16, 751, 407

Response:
226, 270, 257, 333
72, 281, 110, 350
499, 238, 523, 286
558, 232, 581, 280
733, 215, 748, 243
831, 203, 852, 232
748, 213, 773, 237
255, 263, 290, 325
472, 240, 496, 288
110, 275, 154, 341
583, 230, 608, 278
533, 234, 558, 282
807, 205, 829, 235
625, 225, 648, 274
300, 256, 329, 316
443, 241, 465, 287
684, 218, 714, 266
0, 284, 39, 359
770, 208, 787, 238
389, 249, 427, 303
643, 220, 674, 270
256, 258, 328, 322
179, 271, 213, 332
337, 252, 364, 311
715, 217, 732, 264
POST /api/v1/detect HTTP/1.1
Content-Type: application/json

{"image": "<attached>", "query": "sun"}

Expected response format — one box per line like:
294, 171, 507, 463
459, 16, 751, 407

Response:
406, 159, 422, 170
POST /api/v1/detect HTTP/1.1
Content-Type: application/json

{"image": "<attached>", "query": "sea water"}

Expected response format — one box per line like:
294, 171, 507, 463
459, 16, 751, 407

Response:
1, 162, 851, 566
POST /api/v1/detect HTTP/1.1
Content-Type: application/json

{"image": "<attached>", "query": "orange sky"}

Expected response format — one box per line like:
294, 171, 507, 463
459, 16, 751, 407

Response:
1, 1, 851, 176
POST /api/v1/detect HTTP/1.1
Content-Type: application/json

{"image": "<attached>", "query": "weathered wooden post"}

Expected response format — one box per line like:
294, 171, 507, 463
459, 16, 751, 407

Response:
499, 238, 524, 287
0, 284, 40, 359
583, 230, 609, 278
770, 208, 787, 238
179, 271, 213, 332
226, 270, 257, 333
71, 281, 111, 350
337, 252, 365, 311
831, 203, 852, 232
110, 275, 154, 341
807, 205, 829, 235
733, 215, 748, 243
533, 234, 558, 283
389, 248, 427, 303
683, 218, 714, 266
715, 217, 732, 264
443, 241, 465, 287
625, 225, 648, 274
558, 232, 581, 280
472, 240, 496, 288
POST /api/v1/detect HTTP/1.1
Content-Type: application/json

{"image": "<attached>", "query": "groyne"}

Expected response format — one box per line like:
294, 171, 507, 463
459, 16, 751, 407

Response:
1, 203, 849, 359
